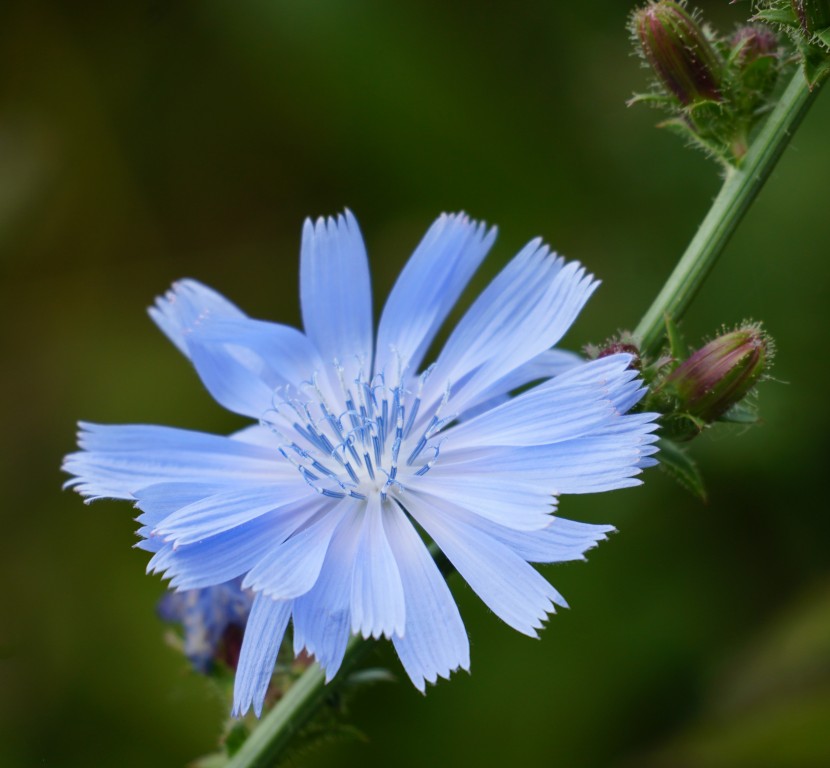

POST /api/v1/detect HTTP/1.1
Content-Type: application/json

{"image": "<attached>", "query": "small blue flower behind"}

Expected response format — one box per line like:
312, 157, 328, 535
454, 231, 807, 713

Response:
158, 578, 253, 673
63, 211, 658, 717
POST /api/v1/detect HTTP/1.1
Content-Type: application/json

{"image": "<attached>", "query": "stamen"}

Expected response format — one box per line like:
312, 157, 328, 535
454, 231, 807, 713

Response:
415, 444, 442, 476
406, 436, 427, 465
268, 357, 451, 505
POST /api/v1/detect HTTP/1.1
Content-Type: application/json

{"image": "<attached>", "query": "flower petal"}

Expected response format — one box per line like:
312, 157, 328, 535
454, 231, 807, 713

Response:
404, 494, 560, 637
435, 414, 659, 496
301, 211, 373, 385
412, 475, 556, 531
150, 483, 312, 547
233, 593, 293, 717
149, 278, 245, 355
386, 504, 469, 691
374, 213, 496, 378
442, 354, 640, 450
459, 348, 584, 418
150, 280, 322, 417
350, 496, 406, 639
63, 423, 295, 501
418, 243, 597, 420
292, 508, 362, 680
242, 499, 349, 600
144, 494, 325, 590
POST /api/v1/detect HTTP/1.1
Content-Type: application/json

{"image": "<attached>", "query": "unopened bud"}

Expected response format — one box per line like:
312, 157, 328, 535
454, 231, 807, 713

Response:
597, 341, 642, 370
731, 24, 779, 65
792, 0, 830, 38
632, 1, 723, 105
666, 325, 770, 424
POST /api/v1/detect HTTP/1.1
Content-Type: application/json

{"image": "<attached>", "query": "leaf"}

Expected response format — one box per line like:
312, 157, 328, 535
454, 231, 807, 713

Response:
657, 438, 707, 502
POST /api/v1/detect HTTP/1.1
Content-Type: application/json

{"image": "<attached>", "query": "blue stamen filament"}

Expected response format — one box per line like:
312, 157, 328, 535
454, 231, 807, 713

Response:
263, 362, 450, 503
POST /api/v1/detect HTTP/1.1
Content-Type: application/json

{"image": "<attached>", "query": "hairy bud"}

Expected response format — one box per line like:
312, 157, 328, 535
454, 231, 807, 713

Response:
632, 1, 723, 105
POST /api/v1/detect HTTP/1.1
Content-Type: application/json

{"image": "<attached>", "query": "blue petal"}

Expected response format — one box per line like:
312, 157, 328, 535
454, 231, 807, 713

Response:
350, 496, 405, 639
419, 498, 613, 568
404, 494, 560, 637
233, 593, 293, 717
417, 243, 598, 422
144, 495, 326, 589
150, 278, 245, 356
301, 211, 373, 386
458, 348, 584, 419
413, 474, 556, 530
150, 280, 322, 417
374, 213, 496, 378
443, 355, 641, 450
63, 423, 296, 501
292, 509, 362, 680
150, 483, 312, 547
242, 500, 348, 599
436, 420, 659, 497
386, 504, 469, 691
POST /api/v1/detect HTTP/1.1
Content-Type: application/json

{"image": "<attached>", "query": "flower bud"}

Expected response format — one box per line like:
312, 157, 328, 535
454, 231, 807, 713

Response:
665, 325, 770, 424
597, 341, 642, 370
792, 0, 830, 38
632, 1, 723, 105
731, 24, 779, 66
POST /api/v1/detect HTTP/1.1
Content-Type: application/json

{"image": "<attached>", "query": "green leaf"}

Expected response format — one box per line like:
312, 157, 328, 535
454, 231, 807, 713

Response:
816, 26, 830, 49
657, 438, 707, 502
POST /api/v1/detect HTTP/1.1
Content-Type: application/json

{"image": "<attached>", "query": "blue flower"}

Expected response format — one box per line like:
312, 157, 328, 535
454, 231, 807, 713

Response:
157, 577, 253, 672
64, 211, 658, 716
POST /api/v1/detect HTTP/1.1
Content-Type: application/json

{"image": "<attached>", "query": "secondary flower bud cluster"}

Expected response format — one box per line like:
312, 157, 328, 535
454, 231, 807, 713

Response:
753, 0, 830, 85
629, 1, 784, 166
661, 324, 772, 440
589, 323, 772, 498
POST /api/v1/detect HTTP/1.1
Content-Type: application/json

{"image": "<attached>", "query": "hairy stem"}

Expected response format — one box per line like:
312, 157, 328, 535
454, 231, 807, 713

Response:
633, 69, 823, 357
224, 638, 376, 768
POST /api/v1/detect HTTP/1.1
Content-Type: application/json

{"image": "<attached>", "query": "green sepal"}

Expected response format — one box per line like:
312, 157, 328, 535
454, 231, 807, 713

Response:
798, 38, 830, 84
752, 8, 799, 28
657, 437, 708, 502
626, 92, 684, 113
659, 117, 733, 167
717, 399, 760, 425
817, 25, 830, 48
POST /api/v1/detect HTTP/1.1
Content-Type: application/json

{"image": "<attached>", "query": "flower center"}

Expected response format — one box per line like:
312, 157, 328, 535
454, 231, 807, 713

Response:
261, 361, 450, 502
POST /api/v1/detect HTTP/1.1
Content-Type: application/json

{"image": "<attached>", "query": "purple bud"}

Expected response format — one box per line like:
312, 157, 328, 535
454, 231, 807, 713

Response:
792, 0, 830, 38
731, 24, 779, 66
597, 341, 642, 370
666, 325, 770, 423
632, 1, 723, 106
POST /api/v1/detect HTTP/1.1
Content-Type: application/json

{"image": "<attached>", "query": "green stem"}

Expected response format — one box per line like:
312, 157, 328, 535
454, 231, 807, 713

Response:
224, 637, 376, 768
633, 69, 823, 357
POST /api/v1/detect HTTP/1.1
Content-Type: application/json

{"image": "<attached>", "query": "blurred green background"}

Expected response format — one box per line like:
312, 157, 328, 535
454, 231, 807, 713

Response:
2, 1, 830, 766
